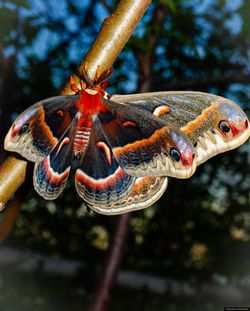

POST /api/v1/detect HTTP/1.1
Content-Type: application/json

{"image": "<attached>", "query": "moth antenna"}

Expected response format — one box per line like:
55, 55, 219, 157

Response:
98, 67, 114, 87
70, 75, 80, 93
108, 76, 126, 86
106, 67, 113, 76
83, 71, 94, 88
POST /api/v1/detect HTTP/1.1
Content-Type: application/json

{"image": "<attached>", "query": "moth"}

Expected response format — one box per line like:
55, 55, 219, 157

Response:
4, 71, 250, 215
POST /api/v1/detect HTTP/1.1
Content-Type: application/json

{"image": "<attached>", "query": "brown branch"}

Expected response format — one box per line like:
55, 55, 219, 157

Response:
0, 0, 152, 207
0, 197, 21, 242
0, 156, 27, 209
89, 214, 131, 311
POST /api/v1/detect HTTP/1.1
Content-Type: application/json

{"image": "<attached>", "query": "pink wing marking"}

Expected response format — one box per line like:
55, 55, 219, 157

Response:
97, 141, 112, 166
75, 166, 125, 190
55, 137, 70, 156
41, 157, 70, 184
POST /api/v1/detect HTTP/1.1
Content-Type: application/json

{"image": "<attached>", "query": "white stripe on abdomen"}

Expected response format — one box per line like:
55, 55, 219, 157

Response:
74, 126, 91, 156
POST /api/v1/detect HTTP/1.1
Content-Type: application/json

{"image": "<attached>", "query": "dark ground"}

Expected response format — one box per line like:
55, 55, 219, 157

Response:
0, 268, 249, 311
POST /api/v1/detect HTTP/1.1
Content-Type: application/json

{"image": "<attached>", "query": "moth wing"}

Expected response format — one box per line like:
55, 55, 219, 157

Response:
99, 101, 196, 179
5, 95, 79, 162
89, 176, 168, 215
33, 115, 78, 200
111, 92, 250, 165
75, 116, 135, 208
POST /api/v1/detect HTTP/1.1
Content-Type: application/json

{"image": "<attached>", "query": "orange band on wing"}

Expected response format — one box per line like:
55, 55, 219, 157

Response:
181, 101, 220, 135
113, 126, 169, 157
38, 106, 58, 146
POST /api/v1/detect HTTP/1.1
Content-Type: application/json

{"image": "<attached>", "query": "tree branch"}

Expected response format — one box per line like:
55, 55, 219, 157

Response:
0, 197, 21, 242
0, 156, 27, 210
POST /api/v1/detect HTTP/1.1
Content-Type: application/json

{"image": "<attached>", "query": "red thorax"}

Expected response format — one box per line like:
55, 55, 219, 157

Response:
75, 84, 109, 116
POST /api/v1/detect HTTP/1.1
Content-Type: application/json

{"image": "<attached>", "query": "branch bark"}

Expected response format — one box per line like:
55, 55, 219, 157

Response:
0, 0, 151, 207
0, 156, 27, 210
0, 197, 21, 242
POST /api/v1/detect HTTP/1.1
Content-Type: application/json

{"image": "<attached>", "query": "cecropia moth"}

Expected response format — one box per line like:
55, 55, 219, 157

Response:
4, 73, 250, 215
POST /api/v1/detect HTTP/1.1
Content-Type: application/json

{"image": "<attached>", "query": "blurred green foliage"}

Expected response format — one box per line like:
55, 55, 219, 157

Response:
0, 0, 250, 286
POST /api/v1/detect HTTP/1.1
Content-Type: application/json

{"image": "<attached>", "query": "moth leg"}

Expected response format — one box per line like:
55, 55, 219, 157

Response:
70, 75, 81, 93
94, 65, 101, 83
80, 79, 86, 90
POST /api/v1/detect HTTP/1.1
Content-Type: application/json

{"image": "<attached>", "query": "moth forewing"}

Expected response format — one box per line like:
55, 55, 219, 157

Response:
111, 91, 250, 166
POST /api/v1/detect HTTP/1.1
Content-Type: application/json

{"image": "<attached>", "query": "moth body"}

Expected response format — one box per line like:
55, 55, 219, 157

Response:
72, 85, 111, 158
